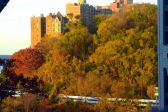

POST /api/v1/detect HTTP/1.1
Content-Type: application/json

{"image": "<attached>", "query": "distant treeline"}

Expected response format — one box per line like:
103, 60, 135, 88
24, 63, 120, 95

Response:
0, 55, 11, 59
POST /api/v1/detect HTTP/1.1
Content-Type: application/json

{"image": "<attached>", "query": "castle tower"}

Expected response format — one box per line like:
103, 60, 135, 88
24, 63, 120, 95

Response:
78, 0, 86, 4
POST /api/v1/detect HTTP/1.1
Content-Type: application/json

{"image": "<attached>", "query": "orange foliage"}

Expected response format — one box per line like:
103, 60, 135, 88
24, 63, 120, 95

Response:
8, 48, 44, 77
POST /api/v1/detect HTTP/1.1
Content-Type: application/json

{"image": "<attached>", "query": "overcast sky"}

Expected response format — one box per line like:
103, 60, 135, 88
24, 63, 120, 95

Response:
0, 0, 157, 55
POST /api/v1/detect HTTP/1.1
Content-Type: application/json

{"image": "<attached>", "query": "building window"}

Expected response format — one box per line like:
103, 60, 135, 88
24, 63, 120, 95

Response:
164, 32, 168, 45
164, 11, 168, 26
164, 68, 167, 76
163, 10, 168, 45
164, 68, 168, 105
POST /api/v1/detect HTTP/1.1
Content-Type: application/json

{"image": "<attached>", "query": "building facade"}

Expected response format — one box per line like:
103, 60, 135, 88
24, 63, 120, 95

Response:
31, 12, 66, 48
66, 0, 132, 25
109, 2, 120, 13
31, 14, 46, 48
46, 12, 66, 37
66, 1, 112, 25
31, 0, 133, 48
94, 6, 112, 15
66, 3, 95, 25
158, 0, 168, 111
109, 0, 133, 13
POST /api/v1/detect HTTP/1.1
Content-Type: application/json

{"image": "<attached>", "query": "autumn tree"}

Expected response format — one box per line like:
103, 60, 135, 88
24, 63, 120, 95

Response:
34, 38, 58, 58
88, 15, 109, 34
0, 94, 39, 112
56, 25, 94, 60
123, 4, 157, 29
33, 4, 158, 100
36, 50, 71, 99
96, 14, 133, 45
8, 48, 44, 77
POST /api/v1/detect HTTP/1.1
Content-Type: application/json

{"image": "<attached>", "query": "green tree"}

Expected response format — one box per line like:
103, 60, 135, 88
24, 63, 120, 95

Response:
88, 15, 109, 34
56, 25, 94, 60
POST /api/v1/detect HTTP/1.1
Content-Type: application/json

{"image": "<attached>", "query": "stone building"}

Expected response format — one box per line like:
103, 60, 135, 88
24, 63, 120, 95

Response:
109, 0, 133, 13
31, 14, 46, 48
109, 2, 120, 13
31, 0, 133, 48
31, 12, 66, 48
66, 2, 95, 25
66, 0, 132, 25
94, 6, 112, 15
66, 0, 112, 25
46, 12, 67, 38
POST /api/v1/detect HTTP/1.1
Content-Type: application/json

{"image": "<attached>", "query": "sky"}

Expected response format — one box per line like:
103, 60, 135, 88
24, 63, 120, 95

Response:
0, 0, 157, 55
